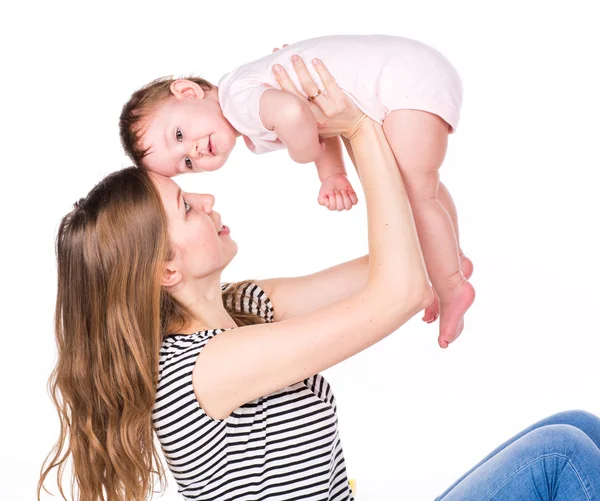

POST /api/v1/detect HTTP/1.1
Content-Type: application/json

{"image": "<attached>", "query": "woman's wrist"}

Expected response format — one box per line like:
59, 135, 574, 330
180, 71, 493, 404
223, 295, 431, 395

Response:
342, 113, 368, 140
345, 116, 381, 147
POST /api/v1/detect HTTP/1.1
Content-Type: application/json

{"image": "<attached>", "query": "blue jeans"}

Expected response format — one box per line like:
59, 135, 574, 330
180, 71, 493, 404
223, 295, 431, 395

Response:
436, 410, 600, 500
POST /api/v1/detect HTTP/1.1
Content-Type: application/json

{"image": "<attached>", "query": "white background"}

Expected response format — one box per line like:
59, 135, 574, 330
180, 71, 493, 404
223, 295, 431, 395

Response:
1, 0, 599, 499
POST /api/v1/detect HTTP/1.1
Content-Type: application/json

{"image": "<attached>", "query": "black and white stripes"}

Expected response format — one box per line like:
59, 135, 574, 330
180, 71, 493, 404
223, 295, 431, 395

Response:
153, 283, 353, 500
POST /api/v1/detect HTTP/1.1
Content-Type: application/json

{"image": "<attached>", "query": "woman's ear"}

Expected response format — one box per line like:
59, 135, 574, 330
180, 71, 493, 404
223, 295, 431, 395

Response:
170, 79, 205, 100
161, 258, 182, 289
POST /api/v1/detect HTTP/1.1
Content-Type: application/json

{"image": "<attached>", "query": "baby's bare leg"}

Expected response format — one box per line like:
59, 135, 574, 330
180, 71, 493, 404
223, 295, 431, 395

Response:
344, 137, 472, 325
383, 110, 474, 347
422, 182, 474, 323
437, 182, 473, 278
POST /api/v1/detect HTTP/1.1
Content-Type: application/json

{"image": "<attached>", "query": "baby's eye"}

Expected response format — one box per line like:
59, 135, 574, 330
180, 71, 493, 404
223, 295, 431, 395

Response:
176, 128, 183, 142
183, 200, 191, 213
185, 157, 193, 170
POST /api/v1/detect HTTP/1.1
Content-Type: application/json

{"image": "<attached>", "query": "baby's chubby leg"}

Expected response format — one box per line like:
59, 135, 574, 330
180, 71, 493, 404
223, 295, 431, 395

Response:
438, 182, 473, 279
383, 110, 474, 347
422, 182, 473, 323
342, 138, 472, 326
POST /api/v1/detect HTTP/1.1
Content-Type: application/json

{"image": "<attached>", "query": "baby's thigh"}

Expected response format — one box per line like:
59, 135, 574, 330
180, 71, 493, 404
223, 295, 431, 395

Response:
382, 110, 448, 197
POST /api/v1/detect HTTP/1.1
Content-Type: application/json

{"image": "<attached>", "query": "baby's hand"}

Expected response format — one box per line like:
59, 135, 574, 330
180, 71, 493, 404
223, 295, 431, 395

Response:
318, 174, 358, 211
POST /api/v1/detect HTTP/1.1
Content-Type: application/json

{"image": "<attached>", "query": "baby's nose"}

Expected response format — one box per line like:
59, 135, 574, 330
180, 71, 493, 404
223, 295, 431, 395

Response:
190, 139, 209, 157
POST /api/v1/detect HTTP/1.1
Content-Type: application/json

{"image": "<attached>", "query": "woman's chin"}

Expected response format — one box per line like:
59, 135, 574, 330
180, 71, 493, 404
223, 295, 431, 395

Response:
225, 243, 238, 263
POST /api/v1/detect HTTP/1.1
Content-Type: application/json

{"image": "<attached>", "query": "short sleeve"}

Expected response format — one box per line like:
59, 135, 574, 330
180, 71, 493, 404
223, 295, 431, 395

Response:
219, 77, 271, 136
218, 73, 286, 155
221, 281, 274, 323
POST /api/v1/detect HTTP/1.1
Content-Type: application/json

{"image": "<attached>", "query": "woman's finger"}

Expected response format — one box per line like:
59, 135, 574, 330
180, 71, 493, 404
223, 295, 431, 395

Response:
312, 58, 343, 99
272, 64, 304, 99
291, 55, 322, 99
310, 94, 337, 119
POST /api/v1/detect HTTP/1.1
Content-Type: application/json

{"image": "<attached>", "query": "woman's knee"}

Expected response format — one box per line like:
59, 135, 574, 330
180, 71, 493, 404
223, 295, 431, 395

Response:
553, 409, 600, 428
545, 410, 600, 448
526, 424, 594, 458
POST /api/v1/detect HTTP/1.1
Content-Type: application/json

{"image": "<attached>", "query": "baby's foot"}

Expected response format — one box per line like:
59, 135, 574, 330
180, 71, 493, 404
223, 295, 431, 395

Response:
422, 288, 439, 323
460, 253, 474, 280
422, 256, 472, 324
438, 278, 475, 348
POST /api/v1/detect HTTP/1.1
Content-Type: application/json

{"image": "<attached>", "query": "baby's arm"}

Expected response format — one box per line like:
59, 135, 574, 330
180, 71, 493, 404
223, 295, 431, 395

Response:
315, 137, 358, 210
315, 136, 346, 181
260, 89, 358, 210
259, 88, 323, 164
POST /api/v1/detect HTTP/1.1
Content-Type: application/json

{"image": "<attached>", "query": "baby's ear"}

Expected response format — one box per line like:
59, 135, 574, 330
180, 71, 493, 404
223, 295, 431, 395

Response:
170, 79, 205, 100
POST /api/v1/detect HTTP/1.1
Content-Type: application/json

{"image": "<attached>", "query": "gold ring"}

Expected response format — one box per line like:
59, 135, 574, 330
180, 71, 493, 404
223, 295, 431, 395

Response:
308, 90, 322, 101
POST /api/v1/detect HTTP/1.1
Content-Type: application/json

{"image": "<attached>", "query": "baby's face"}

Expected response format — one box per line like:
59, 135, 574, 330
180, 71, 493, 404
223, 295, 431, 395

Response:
141, 92, 237, 177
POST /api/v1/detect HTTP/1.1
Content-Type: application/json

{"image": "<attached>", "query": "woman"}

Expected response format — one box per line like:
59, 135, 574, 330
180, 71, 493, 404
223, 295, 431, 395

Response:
40, 59, 600, 501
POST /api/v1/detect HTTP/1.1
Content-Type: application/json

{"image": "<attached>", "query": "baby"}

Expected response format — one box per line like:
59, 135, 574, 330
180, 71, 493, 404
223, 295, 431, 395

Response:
119, 34, 474, 347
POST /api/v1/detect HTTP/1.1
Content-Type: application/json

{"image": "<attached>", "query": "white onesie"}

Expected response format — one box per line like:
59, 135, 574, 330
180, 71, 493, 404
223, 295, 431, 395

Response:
218, 34, 463, 155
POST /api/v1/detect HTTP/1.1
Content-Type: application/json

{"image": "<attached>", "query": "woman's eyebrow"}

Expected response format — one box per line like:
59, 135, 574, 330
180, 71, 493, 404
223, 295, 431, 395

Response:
176, 188, 182, 210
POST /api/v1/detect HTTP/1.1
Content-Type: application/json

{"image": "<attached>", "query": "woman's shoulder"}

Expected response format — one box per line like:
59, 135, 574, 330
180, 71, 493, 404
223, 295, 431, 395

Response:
157, 281, 274, 378
157, 328, 225, 384
160, 329, 223, 359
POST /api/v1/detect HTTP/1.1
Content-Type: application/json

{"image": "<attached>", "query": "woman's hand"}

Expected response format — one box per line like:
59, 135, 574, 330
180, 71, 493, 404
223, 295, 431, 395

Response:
272, 56, 366, 139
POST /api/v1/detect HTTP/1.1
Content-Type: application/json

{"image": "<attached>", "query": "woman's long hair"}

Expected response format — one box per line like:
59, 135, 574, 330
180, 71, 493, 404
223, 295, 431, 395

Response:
39, 167, 263, 501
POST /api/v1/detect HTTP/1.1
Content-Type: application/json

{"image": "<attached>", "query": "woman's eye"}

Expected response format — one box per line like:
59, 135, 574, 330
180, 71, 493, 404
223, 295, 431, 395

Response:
183, 200, 191, 213
176, 128, 183, 142
185, 157, 193, 169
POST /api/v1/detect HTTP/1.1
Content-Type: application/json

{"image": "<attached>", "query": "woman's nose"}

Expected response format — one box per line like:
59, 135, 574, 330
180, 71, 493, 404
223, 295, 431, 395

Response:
198, 194, 215, 213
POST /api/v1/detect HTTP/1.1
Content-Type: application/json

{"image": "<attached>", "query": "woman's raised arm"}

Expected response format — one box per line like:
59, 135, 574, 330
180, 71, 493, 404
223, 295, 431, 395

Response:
194, 58, 432, 420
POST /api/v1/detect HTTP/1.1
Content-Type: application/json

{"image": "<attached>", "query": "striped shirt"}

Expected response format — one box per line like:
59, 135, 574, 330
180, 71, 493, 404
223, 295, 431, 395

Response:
153, 282, 354, 500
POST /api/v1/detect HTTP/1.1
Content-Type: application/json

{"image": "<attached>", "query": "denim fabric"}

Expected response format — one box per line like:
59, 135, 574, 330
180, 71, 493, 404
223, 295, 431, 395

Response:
436, 410, 600, 500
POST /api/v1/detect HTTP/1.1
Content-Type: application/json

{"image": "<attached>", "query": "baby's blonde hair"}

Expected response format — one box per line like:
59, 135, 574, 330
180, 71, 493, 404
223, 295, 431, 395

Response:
119, 76, 214, 168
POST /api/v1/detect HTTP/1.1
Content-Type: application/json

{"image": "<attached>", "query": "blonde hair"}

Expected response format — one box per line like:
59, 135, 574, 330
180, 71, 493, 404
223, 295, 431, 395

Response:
39, 166, 263, 501
119, 76, 214, 168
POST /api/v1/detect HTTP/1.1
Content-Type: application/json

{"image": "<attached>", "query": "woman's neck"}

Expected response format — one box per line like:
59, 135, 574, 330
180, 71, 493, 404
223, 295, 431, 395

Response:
172, 275, 237, 333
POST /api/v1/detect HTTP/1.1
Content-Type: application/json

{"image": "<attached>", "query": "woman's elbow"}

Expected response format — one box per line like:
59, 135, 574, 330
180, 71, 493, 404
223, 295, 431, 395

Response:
413, 286, 435, 313
376, 280, 432, 321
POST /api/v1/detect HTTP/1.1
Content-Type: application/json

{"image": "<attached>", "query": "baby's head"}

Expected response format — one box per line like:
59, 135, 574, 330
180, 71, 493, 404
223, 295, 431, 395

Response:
120, 77, 238, 177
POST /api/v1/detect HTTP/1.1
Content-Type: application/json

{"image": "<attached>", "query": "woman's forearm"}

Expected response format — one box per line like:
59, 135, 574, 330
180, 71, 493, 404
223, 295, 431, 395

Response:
349, 120, 430, 308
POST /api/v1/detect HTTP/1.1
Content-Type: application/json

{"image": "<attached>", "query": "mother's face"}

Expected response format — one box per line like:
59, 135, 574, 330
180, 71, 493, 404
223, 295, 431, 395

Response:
150, 173, 237, 284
